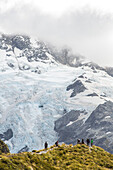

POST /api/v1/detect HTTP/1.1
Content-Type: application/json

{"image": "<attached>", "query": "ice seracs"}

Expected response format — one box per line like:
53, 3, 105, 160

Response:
0, 34, 113, 154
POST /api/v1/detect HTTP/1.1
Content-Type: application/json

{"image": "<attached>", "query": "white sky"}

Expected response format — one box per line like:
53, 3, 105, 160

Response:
1, 0, 113, 16
0, 0, 113, 66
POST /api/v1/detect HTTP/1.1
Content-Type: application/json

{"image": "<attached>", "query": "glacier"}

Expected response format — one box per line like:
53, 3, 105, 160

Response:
0, 34, 113, 153
0, 63, 112, 153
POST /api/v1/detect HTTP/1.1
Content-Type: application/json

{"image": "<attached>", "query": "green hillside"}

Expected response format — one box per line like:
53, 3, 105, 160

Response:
0, 139, 10, 155
0, 143, 113, 169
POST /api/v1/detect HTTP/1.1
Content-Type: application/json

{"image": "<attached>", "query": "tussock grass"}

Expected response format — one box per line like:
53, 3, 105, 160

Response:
0, 143, 113, 169
0, 139, 10, 154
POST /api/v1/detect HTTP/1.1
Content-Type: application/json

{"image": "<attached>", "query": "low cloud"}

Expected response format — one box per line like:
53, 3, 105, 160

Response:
0, 2, 113, 66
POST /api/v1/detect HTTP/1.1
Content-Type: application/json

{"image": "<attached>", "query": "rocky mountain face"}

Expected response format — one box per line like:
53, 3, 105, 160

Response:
0, 33, 113, 154
55, 101, 113, 153
54, 65, 113, 154
66, 80, 87, 97
0, 34, 57, 73
0, 33, 113, 76
0, 34, 83, 73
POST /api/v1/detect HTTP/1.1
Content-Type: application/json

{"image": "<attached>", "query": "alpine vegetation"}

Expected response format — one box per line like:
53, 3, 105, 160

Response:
0, 142, 113, 169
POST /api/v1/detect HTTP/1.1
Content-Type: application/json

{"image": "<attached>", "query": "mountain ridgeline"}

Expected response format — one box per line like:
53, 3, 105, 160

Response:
0, 33, 113, 154
0, 33, 113, 75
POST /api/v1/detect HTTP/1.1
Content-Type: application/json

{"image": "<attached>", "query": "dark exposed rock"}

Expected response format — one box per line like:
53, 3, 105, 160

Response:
39, 105, 43, 108
85, 101, 113, 125
54, 110, 86, 143
12, 35, 31, 50
6, 54, 11, 57
38, 52, 48, 60
4, 129, 13, 140
66, 80, 87, 97
82, 62, 104, 71
93, 70, 97, 73
0, 129, 13, 141
87, 93, 98, 97
0, 34, 30, 51
54, 101, 113, 154
100, 93, 107, 97
0, 34, 51, 65
72, 78, 76, 82
7, 63, 15, 68
78, 75, 84, 78
81, 62, 113, 78
18, 145, 29, 153
63, 109, 67, 114
105, 67, 113, 77
55, 110, 80, 132
85, 80, 92, 83
19, 65, 30, 70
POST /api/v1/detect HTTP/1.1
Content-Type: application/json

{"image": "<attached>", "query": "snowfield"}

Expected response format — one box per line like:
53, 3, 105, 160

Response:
0, 34, 113, 153
0, 62, 113, 153
0, 64, 79, 152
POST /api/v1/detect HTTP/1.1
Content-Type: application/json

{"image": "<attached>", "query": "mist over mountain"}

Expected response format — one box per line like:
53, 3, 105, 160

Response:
1, 0, 113, 67
0, 33, 113, 154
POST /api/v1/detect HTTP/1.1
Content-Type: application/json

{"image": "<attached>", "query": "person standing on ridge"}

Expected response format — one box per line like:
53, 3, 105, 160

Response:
55, 141, 59, 147
86, 139, 90, 146
91, 139, 93, 147
44, 141, 48, 149
77, 139, 80, 144
81, 139, 84, 144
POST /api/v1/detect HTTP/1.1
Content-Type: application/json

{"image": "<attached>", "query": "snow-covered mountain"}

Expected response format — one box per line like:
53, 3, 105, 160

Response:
0, 34, 113, 154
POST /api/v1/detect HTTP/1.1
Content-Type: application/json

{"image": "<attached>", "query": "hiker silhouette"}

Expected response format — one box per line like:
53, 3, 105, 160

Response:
86, 139, 90, 146
91, 139, 93, 147
55, 141, 59, 147
81, 139, 84, 144
44, 141, 48, 149
77, 139, 80, 144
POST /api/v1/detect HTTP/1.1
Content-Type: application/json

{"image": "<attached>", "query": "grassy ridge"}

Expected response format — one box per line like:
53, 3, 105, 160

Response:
0, 144, 113, 169
0, 139, 10, 155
